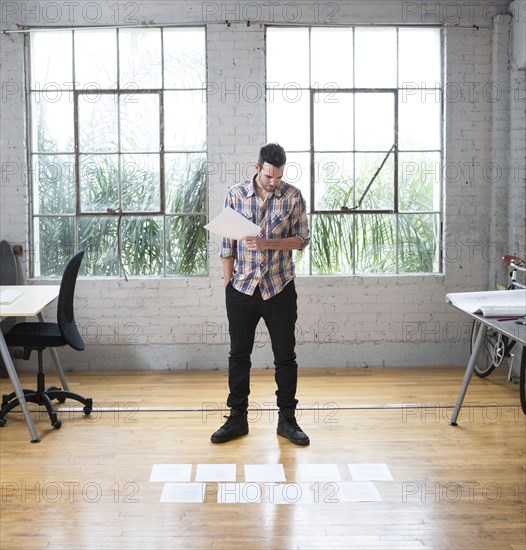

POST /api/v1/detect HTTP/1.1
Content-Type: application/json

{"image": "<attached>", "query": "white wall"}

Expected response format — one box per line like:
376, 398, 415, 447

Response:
508, 2, 526, 265
1, 0, 522, 371
489, 7, 526, 289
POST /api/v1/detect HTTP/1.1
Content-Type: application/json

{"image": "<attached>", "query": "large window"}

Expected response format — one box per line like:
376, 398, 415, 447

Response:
29, 27, 207, 277
266, 27, 442, 274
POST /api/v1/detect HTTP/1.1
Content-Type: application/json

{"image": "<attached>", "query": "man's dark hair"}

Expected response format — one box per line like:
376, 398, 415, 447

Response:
258, 142, 286, 168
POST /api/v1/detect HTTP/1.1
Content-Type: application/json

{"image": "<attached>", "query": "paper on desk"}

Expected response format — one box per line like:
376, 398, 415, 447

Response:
204, 207, 261, 240
445, 289, 526, 316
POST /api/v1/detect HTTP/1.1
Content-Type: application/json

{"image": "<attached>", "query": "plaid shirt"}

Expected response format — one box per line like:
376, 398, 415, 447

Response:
221, 177, 310, 300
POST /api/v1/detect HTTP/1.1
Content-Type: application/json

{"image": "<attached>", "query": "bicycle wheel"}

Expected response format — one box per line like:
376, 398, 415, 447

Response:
470, 319, 500, 377
520, 346, 526, 415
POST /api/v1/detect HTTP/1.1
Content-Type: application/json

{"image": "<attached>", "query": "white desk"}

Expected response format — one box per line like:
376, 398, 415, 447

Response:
448, 296, 526, 425
0, 284, 61, 442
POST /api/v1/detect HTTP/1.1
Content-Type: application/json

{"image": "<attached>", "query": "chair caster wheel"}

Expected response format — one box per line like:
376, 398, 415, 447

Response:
83, 406, 92, 416
57, 397, 66, 404
53, 420, 62, 429
0, 418, 6, 427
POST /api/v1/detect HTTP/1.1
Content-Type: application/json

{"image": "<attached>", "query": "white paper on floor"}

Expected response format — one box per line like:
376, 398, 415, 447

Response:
244, 464, 286, 482
266, 483, 316, 504
160, 483, 206, 503
149, 464, 192, 482
195, 463, 237, 482
296, 463, 342, 482
347, 463, 394, 481
217, 483, 262, 504
336, 482, 383, 502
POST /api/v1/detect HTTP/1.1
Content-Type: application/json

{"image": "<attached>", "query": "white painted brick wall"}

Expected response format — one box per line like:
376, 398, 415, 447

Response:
444, 24, 497, 293
0, 30, 28, 245
490, 14, 512, 289
508, 63, 526, 258
0, 1, 520, 372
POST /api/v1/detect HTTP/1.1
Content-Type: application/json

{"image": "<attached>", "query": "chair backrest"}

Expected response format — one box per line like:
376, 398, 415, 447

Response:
57, 251, 85, 351
0, 240, 18, 376
0, 240, 18, 286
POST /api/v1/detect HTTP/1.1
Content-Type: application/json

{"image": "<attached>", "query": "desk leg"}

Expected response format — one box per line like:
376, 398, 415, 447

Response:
0, 334, 40, 442
37, 313, 70, 391
450, 322, 487, 426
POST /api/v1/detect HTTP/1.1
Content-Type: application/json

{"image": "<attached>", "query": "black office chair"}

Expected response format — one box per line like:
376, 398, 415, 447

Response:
0, 251, 93, 430
0, 239, 19, 378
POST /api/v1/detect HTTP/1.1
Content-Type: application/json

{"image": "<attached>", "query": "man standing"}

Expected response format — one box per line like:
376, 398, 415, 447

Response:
211, 143, 311, 446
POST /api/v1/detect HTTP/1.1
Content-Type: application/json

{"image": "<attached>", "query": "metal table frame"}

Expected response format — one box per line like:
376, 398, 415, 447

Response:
449, 310, 526, 425
0, 285, 67, 442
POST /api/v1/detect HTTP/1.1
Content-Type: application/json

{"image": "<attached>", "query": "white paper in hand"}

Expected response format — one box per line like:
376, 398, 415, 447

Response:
204, 207, 261, 240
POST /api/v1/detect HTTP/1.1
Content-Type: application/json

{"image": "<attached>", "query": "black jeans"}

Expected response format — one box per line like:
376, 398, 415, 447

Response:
225, 280, 299, 411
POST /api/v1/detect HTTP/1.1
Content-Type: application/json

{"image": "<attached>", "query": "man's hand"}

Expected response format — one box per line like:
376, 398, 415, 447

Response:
243, 236, 266, 251
242, 236, 303, 251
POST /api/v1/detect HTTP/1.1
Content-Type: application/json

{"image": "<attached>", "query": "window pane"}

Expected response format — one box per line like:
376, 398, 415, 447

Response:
78, 93, 118, 153
399, 29, 441, 87
166, 215, 207, 275
314, 93, 354, 151
79, 155, 119, 212
165, 153, 206, 214
293, 247, 309, 275
30, 26, 208, 279
264, 25, 443, 275
311, 28, 353, 88
78, 217, 119, 276
266, 91, 310, 151
314, 153, 354, 211
355, 214, 396, 273
74, 29, 117, 89
310, 214, 354, 274
354, 28, 397, 88
355, 153, 394, 210
355, 93, 394, 150
283, 152, 310, 212
398, 93, 441, 150
164, 91, 206, 151
35, 216, 76, 277
398, 213, 440, 272
121, 216, 163, 276
31, 92, 74, 153
120, 94, 160, 152
164, 28, 206, 89
30, 31, 72, 89
266, 28, 309, 88
399, 152, 441, 212
122, 154, 160, 212
119, 29, 162, 89
33, 155, 75, 214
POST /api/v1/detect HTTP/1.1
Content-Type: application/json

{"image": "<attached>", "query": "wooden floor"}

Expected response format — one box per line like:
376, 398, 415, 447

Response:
0, 367, 525, 550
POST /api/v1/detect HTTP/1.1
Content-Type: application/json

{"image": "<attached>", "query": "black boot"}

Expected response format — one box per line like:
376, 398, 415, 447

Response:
210, 409, 249, 443
277, 409, 310, 446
